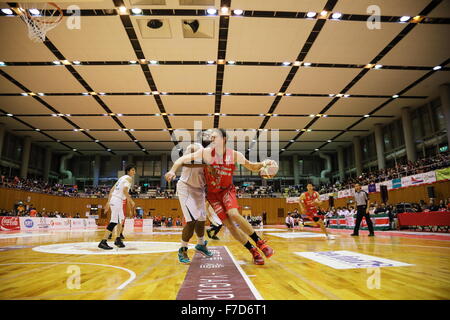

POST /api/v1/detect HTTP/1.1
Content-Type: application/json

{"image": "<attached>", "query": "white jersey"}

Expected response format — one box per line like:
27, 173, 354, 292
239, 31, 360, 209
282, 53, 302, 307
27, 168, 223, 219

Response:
111, 175, 131, 201
179, 166, 205, 189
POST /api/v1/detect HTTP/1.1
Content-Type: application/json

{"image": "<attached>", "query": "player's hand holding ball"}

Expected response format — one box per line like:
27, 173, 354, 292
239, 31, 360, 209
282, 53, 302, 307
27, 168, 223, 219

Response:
259, 159, 279, 179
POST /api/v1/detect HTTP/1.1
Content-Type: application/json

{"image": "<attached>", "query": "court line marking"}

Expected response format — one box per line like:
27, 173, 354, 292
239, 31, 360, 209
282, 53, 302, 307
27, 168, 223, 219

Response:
223, 246, 264, 300
0, 262, 136, 290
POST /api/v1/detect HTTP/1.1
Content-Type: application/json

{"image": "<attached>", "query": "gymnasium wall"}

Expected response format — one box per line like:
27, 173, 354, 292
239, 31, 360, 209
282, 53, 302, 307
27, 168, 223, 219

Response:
1, 180, 449, 225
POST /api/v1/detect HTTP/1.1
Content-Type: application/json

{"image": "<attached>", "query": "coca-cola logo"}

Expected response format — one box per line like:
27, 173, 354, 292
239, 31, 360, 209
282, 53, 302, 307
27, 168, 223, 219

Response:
1, 217, 19, 226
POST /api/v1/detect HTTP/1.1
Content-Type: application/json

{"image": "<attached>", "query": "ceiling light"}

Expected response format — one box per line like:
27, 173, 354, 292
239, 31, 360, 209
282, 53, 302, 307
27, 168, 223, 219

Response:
28, 92, 36, 96
327, 140, 332, 143
35, 128, 40, 131
130, 129, 135, 131
161, 113, 167, 116
73, 149, 77, 152
109, 113, 116, 116
21, 93, 28, 96
140, 59, 147, 64
144, 92, 151, 95
364, 64, 375, 69
73, 129, 78, 131
117, 113, 123, 116
207, 8, 217, 15
322, 114, 328, 118
392, 95, 399, 98
224, 92, 230, 95
306, 12, 316, 18
131, 8, 142, 14
336, 93, 343, 97
149, 60, 158, 64
155, 113, 160, 116
208, 92, 214, 95
99, 92, 105, 95
269, 93, 275, 96
277, 92, 284, 96
399, 16, 410, 22
281, 148, 285, 151
433, 66, 442, 71
282, 62, 291, 66
364, 114, 370, 117
220, 7, 229, 14
65, 114, 71, 117
320, 10, 328, 17
272, 114, 278, 117
233, 9, 243, 16
217, 59, 225, 64
152, 91, 159, 95
289, 140, 295, 142
89, 92, 97, 95
1, 9, 13, 15
51, 114, 57, 117
285, 93, 292, 96
161, 92, 167, 95
309, 114, 315, 117
374, 64, 383, 69
214, 113, 220, 116
72, 60, 81, 65
315, 148, 319, 151
331, 12, 342, 19
207, 60, 215, 64
29, 8, 40, 15
52, 60, 61, 65
293, 61, 301, 66
95, 140, 99, 142
118, 6, 127, 14
227, 61, 235, 65
82, 92, 89, 95
329, 94, 335, 97
303, 62, 311, 67
56, 139, 61, 142
37, 92, 44, 96
142, 148, 146, 151
134, 139, 138, 142
307, 129, 312, 132
129, 60, 137, 64
6, 113, 13, 117
344, 94, 350, 98
0, 61, 5, 66
61, 60, 71, 65
107, 148, 111, 151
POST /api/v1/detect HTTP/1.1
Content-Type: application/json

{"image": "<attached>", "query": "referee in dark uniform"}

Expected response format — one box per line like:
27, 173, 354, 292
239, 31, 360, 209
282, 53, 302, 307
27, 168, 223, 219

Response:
351, 183, 375, 237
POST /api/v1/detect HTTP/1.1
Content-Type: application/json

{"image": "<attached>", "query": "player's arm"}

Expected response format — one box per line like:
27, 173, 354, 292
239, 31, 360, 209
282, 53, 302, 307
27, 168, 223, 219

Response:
234, 151, 274, 172
314, 192, 322, 206
123, 180, 135, 209
298, 193, 307, 214
165, 148, 209, 181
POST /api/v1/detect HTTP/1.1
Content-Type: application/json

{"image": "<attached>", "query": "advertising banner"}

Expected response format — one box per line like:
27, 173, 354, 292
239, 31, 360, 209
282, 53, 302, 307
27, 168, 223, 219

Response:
70, 218, 84, 230
435, 167, 450, 181
286, 197, 299, 204
0, 217, 20, 231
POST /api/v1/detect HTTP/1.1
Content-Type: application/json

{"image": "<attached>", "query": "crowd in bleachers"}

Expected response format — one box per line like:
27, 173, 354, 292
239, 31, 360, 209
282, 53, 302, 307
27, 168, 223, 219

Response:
319, 152, 450, 194
0, 201, 81, 218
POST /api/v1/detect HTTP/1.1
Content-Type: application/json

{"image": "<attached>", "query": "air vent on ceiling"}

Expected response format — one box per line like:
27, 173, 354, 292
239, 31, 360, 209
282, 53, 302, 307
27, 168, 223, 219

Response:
179, 0, 214, 5
130, 0, 166, 5
137, 19, 172, 39
182, 19, 214, 38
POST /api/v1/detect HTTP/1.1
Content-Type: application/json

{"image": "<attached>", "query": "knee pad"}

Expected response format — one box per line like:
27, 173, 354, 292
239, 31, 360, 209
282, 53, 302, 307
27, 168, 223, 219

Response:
107, 222, 117, 231
313, 217, 320, 222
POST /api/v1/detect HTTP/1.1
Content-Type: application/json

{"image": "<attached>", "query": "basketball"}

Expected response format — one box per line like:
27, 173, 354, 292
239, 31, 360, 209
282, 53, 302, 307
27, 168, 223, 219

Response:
259, 160, 279, 179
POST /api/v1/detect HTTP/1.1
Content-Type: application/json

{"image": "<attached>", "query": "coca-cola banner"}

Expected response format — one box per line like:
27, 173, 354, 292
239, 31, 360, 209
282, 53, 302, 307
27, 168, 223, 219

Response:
0, 217, 20, 231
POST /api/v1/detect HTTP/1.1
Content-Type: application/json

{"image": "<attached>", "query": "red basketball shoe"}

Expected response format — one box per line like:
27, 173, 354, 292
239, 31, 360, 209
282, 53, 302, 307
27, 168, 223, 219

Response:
249, 247, 265, 265
256, 239, 274, 258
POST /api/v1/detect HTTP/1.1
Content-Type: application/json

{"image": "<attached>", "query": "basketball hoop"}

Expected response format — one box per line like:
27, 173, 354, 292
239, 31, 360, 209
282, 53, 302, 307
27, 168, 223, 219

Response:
17, 2, 63, 42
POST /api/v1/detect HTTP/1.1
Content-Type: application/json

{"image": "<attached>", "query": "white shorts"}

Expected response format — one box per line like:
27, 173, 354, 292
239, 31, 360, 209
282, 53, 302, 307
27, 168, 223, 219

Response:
110, 197, 125, 223
177, 181, 206, 222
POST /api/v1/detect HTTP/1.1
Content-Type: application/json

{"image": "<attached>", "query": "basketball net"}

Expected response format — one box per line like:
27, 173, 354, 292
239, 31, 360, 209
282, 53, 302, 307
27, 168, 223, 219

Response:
17, 2, 63, 42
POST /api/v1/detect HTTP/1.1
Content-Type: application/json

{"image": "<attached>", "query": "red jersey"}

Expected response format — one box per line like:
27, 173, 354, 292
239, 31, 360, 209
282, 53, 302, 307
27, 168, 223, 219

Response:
302, 191, 319, 215
204, 148, 236, 193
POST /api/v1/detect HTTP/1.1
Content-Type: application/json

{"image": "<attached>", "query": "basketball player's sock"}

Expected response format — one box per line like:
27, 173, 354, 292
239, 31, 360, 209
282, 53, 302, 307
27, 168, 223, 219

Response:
213, 225, 222, 236
244, 241, 255, 250
249, 232, 261, 244
181, 241, 188, 248
197, 236, 205, 245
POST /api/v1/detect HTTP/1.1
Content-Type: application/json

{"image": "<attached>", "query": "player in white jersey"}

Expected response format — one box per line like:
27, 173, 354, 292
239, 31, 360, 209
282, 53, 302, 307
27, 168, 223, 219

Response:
176, 143, 213, 264
98, 164, 136, 250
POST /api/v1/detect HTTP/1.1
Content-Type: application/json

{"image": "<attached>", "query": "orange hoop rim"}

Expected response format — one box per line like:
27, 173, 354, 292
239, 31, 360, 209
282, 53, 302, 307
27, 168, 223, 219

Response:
20, 2, 63, 25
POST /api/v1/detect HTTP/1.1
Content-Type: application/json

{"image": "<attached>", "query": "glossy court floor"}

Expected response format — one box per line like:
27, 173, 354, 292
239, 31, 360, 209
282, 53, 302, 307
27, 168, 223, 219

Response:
0, 226, 449, 300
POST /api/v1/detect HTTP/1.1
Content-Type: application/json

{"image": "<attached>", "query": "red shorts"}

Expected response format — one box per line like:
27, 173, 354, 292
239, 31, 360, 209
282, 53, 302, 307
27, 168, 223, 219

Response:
206, 186, 239, 221
306, 211, 322, 222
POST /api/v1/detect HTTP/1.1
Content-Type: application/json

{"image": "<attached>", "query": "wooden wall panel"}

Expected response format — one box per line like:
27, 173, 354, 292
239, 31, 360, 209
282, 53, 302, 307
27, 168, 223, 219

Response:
1, 180, 449, 225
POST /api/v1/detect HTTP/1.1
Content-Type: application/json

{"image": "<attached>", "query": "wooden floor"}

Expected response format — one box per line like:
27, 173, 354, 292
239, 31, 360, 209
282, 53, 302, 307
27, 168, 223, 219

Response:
0, 226, 449, 300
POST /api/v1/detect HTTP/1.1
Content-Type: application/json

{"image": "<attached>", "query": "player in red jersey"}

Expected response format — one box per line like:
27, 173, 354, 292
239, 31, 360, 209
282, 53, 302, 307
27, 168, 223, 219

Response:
166, 128, 275, 265
299, 183, 335, 240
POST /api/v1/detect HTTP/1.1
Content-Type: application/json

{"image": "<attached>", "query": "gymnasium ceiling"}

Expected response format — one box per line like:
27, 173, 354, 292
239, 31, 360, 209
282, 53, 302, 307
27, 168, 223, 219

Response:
0, 0, 449, 156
